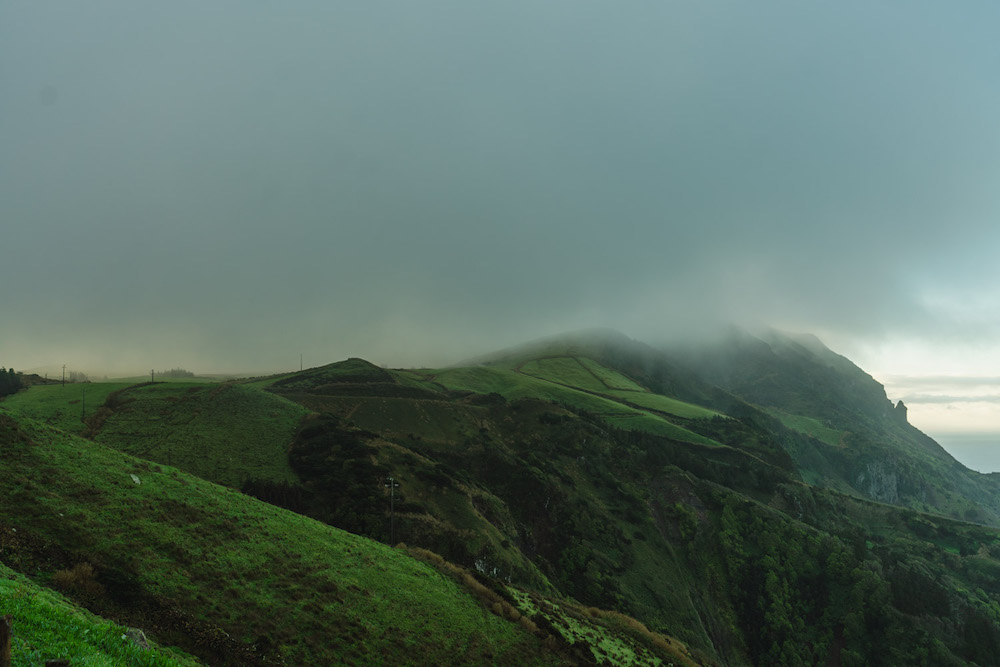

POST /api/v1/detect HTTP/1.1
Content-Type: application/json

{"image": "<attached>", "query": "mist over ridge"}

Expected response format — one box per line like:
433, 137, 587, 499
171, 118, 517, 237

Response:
4, 2, 1000, 442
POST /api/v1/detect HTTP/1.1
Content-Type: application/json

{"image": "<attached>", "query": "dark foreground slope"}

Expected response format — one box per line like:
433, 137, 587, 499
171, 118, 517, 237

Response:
0, 411, 550, 665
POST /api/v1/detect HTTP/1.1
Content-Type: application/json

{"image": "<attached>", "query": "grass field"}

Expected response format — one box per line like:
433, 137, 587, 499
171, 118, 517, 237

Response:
91, 382, 308, 488
428, 366, 719, 446
431, 367, 634, 416
605, 390, 722, 420
0, 383, 133, 436
0, 411, 550, 665
0, 562, 202, 666
769, 410, 845, 447
576, 357, 647, 391
519, 357, 610, 393
603, 413, 722, 446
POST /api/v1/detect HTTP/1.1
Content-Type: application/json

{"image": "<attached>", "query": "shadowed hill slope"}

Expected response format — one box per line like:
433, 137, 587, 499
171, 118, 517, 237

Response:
665, 327, 1000, 525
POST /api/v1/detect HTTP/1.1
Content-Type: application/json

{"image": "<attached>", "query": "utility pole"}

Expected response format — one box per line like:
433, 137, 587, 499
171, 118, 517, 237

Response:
384, 476, 400, 545
300, 353, 303, 372
62, 364, 66, 387
81, 385, 86, 422
151, 369, 154, 383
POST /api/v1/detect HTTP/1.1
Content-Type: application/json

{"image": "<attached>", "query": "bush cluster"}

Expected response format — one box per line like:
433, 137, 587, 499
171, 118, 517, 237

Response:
51, 563, 105, 597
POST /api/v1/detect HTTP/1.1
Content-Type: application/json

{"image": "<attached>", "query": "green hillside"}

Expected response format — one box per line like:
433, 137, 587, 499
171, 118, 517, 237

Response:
0, 411, 553, 665
0, 561, 201, 666
8, 329, 1000, 664
0, 382, 133, 436
90, 382, 307, 488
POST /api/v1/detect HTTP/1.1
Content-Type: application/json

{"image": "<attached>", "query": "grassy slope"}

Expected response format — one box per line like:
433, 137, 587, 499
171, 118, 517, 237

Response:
0, 411, 548, 665
0, 382, 307, 495
91, 382, 307, 488
520, 357, 610, 392
0, 562, 202, 666
0, 383, 133, 436
3, 381, 307, 490
577, 356, 647, 391
767, 409, 845, 447
605, 391, 722, 420
425, 366, 721, 447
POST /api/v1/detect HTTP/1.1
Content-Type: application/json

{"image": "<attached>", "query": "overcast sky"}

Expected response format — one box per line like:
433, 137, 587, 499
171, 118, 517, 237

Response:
4, 2, 1000, 451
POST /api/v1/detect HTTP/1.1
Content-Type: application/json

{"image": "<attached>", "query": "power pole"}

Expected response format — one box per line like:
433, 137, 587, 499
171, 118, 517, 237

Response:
151, 369, 154, 383
300, 353, 303, 371
384, 476, 400, 545
62, 364, 66, 386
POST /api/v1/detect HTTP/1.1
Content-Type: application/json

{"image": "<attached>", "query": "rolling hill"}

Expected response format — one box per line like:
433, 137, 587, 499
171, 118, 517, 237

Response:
6, 328, 1000, 664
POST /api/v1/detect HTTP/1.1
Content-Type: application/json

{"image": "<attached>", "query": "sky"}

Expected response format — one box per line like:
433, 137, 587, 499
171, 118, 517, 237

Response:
4, 3, 1000, 464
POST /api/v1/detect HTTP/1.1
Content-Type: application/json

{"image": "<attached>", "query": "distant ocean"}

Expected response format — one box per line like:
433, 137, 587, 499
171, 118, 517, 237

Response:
932, 433, 1000, 474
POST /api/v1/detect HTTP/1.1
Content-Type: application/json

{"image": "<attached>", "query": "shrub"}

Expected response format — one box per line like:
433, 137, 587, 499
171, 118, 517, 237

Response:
51, 563, 105, 597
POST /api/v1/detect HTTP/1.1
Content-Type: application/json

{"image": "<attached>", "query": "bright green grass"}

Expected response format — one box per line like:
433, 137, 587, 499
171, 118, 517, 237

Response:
519, 357, 609, 392
0, 562, 201, 666
769, 410, 845, 447
390, 369, 448, 393
433, 367, 635, 416
605, 390, 722, 420
0, 383, 133, 436
92, 383, 308, 488
576, 358, 647, 391
0, 412, 549, 665
506, 588, 696, 667
432, 367, 719, 446
603, 414, 721, 446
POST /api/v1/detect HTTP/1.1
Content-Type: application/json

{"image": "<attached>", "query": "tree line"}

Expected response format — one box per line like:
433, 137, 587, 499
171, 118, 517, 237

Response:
0, 368, 22, 397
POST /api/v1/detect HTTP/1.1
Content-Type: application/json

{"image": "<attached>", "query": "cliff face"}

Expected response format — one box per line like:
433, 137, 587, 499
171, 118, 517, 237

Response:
664, 328, 1000, 526
856, 460, 900, 504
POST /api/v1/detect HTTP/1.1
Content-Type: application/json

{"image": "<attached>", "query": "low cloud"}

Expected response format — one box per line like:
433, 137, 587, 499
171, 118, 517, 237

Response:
4, 3, 1000, 378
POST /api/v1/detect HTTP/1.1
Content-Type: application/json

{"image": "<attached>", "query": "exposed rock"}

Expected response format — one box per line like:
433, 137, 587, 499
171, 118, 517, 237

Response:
125, 627, 150, 650
894, 400, 908, 424
856, 461, 899, 504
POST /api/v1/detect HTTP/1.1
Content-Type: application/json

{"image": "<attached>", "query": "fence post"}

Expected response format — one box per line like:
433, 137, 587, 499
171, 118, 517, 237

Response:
1, 614, 12, 667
